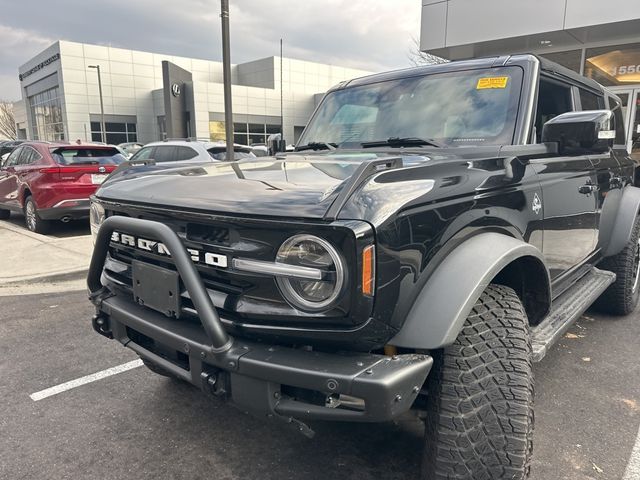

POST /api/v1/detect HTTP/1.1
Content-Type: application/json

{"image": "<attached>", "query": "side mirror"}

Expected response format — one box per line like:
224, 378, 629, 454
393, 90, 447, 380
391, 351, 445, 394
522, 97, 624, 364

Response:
542, 110, 614, 155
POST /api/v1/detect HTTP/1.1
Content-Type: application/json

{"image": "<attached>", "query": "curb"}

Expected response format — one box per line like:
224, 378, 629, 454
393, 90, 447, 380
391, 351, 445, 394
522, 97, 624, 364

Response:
0, 267, 88, 287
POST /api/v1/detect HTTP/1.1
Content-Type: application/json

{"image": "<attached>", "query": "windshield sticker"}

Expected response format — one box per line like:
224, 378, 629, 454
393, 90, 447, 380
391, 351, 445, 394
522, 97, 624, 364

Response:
476, 77, 509, 89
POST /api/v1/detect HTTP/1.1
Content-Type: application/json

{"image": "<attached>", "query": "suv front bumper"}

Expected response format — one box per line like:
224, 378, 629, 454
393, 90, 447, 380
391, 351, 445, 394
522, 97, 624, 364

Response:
88, 216, 432, 425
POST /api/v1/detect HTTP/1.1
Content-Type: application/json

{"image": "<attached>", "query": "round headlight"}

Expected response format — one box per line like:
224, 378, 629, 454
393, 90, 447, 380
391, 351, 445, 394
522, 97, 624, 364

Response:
89, 200, 105, 242
275, 235, 345, 311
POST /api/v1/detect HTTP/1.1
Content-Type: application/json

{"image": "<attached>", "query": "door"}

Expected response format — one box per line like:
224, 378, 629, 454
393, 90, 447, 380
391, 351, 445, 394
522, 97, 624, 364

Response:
0, 146, 24, 207
531, 157, 598, 279
609, 87, 640, 160
532, 77, 598, 280
628, 90, 640, 161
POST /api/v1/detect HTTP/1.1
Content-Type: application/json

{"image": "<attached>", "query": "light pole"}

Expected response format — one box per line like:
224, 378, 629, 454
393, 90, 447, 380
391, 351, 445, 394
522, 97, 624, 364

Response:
88, 65, 106, 143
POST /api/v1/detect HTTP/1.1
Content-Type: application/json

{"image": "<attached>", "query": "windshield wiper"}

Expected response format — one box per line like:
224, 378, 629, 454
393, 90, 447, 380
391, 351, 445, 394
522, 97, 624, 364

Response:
295, 141, 337, 152
360, 137, 444, 148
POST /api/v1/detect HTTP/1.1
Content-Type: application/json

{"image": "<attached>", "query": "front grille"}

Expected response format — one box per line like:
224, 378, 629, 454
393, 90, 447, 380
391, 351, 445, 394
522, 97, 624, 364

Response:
102, 204, 366, 331
187, 223, 230, 245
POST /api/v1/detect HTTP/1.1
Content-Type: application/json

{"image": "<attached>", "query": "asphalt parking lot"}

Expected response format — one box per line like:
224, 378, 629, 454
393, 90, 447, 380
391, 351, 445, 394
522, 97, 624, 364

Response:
1, 217, 640, 480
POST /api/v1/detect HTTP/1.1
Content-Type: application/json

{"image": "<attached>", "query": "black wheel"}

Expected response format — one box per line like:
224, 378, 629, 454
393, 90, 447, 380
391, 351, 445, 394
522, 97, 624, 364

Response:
0, 209, 9, 220
23, 196, 51, 234
422, 284, 534, 480
141, 357, 176, 378
595, 217, 640, 315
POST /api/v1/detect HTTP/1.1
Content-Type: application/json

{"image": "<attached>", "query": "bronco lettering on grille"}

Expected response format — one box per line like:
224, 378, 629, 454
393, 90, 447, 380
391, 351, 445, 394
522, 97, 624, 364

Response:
111, 231, 228, 268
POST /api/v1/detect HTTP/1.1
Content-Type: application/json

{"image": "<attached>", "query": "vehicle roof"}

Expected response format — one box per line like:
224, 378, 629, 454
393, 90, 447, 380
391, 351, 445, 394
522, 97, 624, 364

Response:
20, 141, 119, 150
340, 54, 604, 94
144, 139, 252, 149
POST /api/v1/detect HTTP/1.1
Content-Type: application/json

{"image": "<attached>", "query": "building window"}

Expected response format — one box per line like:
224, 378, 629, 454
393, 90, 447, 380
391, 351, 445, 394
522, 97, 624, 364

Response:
210, 115, 282, 145
209, 121, 226, 141
584, 43, 640, 86
539, 50, 583, 73
91, 121, 137, 144
28, 86, 64, 141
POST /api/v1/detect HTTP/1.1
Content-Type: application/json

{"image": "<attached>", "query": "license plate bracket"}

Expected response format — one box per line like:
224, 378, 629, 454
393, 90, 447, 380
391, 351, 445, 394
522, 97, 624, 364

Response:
132, 260, 181, 318
91, 174, 108, 184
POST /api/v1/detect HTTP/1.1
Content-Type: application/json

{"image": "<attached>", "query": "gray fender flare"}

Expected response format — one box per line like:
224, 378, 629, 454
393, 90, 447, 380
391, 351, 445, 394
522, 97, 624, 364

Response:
389, 233, 549, 350
598, 186, 640, 258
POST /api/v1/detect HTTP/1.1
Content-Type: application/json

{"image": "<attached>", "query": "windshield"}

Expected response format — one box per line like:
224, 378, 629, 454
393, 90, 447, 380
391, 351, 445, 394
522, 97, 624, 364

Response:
51, 147, 127, 165
299, 67, 524, 148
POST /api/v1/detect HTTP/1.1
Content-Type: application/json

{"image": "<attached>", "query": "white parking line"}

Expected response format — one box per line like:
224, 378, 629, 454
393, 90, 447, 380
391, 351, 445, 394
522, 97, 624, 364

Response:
623, 425, 640, 480
29, 359, 143, 401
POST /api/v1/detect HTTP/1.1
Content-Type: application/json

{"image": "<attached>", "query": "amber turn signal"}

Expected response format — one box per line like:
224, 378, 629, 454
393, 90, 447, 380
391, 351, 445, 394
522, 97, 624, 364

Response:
362, 245, 375, 296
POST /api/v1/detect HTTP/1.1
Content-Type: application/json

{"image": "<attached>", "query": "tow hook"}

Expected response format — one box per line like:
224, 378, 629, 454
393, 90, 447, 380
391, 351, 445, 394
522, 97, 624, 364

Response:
201, 370, 228, 397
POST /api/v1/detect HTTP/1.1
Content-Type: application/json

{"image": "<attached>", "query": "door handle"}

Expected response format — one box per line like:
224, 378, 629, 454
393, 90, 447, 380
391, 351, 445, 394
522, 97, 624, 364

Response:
578, 182, 598, 195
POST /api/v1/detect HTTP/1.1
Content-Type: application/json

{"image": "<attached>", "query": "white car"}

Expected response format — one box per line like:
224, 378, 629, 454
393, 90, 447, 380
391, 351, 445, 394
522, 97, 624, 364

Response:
128, 139, 255, 165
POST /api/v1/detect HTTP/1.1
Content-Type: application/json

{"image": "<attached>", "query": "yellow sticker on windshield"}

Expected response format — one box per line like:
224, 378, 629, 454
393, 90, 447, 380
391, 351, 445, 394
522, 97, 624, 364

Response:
476, 77, 509, 89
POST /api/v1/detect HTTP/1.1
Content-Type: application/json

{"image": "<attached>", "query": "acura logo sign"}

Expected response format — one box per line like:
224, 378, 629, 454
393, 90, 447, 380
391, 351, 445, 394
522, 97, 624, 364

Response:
171, 83, 181, 97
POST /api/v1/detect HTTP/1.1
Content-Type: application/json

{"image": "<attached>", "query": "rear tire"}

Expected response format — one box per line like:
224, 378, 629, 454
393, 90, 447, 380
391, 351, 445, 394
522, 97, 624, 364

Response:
23, 196, 51, 234
141, 357, 176, 379
595, 216, 640, 315
0, 209, 9, 220
421, 284, 534, 480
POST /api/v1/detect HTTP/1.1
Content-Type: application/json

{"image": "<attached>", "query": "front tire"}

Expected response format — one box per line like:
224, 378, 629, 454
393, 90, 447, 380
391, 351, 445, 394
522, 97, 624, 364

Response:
0, 209, 9, 220
23, 196, 51, 234
595, 217, 640, 315
422, 284, 534, 480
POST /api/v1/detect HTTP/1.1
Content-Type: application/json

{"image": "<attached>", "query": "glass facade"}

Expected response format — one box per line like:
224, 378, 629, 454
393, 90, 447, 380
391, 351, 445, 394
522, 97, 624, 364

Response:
233, 121, 281, 146
584, 43, 640, 86
209, 118, 281, 145
90, 121, 137, 144
29, 86, 64, 141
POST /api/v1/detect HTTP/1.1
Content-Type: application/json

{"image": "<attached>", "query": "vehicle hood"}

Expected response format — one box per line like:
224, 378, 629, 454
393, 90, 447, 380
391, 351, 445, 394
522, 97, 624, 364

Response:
97, 152, 430, 219
97, 147, 505, 222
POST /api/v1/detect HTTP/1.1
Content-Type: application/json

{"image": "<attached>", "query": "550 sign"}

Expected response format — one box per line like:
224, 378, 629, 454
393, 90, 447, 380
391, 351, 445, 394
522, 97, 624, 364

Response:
611, 64, 640, 76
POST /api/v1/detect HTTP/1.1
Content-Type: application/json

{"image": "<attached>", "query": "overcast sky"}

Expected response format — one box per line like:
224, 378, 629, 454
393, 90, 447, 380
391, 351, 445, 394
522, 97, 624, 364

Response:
0, 0, 422, 101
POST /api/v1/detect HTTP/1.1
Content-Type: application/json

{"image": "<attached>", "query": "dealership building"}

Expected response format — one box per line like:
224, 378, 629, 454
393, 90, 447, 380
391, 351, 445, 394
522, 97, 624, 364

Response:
14, 40, 371, 145
420, 0, 640, 155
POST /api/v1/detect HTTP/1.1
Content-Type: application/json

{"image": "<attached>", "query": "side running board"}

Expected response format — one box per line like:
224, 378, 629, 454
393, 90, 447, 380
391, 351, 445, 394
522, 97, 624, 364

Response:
530, 266, 616, 362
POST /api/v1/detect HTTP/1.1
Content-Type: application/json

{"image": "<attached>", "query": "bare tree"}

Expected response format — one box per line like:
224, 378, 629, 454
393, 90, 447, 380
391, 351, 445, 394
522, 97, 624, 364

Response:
0, 102, 17, 140
407, 36, 449, 67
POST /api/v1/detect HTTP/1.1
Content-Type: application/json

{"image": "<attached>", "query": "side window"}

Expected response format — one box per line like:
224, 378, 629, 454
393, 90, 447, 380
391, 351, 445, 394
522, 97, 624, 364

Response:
6, 147, 23, 166
534, 78, 574, 143
609, 97, 626, 145
20, 147, 42, 165
130, 146, 154, 162
174, 146, 198, 161
579, 89, 605, 111
153, 146, 177, 162
18, 148, 34, 165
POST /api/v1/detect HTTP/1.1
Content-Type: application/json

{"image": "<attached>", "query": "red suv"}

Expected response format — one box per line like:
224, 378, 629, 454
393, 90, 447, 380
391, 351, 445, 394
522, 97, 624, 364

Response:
0, 142, 126, 233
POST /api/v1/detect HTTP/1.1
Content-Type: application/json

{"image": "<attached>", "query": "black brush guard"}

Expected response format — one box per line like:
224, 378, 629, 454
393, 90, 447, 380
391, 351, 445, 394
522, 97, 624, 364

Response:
88, 216, 432, 431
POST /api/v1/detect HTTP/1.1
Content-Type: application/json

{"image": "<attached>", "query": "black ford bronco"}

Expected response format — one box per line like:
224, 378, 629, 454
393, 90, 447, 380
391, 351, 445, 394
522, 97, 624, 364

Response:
88, 54, 640, 479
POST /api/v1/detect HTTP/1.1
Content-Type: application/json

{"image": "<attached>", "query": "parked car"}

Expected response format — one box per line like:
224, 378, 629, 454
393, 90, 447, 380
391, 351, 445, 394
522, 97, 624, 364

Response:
87, 54, 639, 480
104, 140, 256, 184
0, 142, 126, 233
0, 140, 25, 157
117, 142, 144, 158
129, 139, 255, 163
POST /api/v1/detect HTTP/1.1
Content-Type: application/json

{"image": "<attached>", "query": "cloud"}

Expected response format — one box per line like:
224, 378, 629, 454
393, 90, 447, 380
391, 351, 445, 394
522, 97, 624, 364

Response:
0, 25, 53, 100
0, 0, 421, 100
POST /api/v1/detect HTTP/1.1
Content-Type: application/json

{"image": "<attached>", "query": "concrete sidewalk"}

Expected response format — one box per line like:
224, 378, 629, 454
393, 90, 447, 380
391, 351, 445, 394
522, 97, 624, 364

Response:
0, 219, 92, 287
